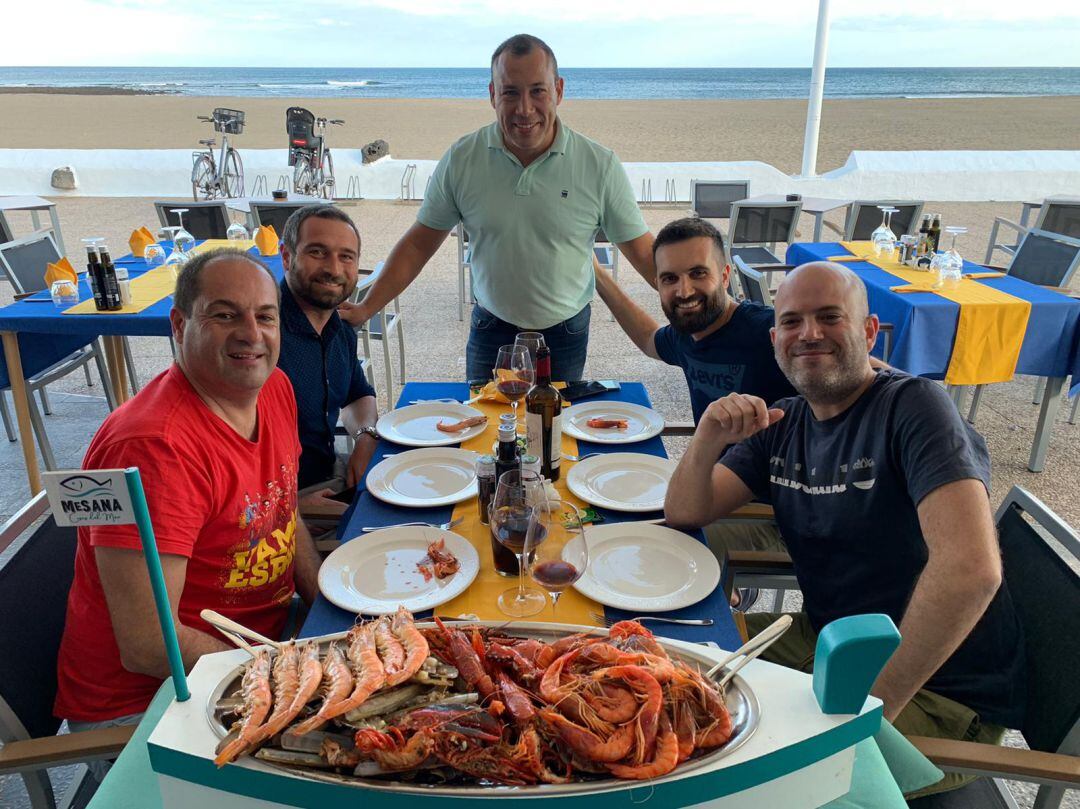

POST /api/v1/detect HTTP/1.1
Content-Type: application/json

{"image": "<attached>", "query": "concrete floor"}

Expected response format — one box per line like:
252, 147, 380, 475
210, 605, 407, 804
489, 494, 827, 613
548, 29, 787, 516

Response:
0, 198, 1076, 808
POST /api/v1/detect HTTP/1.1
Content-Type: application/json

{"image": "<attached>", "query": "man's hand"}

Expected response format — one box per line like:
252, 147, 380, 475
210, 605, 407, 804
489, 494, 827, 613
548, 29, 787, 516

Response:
346, 434, 377, 488
298, 488, 348, 514
337, 300, 368, 327
698, 393, 785, 449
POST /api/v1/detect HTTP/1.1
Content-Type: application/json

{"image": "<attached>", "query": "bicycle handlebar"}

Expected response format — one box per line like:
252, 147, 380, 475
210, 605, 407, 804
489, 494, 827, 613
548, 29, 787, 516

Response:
197, 116, 213, 122
329, 119, 345, 125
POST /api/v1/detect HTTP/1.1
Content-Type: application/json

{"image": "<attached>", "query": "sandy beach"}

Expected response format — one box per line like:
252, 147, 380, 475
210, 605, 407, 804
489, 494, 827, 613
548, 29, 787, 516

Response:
2, 93, 1079, 173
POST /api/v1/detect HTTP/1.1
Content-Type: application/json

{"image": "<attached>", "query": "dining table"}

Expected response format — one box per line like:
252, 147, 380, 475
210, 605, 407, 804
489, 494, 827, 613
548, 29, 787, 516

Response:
787, 241, 1080, 472
83, 378, 943, 808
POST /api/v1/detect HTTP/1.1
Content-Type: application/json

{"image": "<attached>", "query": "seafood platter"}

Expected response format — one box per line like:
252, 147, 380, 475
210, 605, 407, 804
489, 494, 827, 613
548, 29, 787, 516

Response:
146, 613, 884, 808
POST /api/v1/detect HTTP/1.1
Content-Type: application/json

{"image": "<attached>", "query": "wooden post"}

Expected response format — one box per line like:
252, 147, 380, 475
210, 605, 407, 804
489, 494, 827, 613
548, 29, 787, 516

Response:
1, 331, 42, 494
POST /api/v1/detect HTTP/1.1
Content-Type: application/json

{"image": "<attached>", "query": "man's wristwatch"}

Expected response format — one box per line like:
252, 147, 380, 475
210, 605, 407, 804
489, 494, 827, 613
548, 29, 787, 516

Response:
353, 425, 379, 442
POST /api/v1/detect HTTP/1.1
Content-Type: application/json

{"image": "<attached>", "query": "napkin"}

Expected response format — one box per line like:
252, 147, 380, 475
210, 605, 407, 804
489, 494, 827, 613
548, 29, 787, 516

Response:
825, 255, 865, 262
255, 225, 279, 256
128, 226, 156, 258
889, 284, 937, 293
964, 271, 1006, 279
44, 257, 78, 286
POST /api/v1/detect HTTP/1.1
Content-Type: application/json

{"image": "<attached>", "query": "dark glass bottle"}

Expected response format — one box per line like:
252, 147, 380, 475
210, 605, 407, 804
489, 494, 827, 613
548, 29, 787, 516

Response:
525, 346, 562, 481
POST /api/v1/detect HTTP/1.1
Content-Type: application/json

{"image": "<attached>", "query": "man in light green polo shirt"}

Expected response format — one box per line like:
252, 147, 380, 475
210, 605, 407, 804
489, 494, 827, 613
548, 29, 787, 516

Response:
339, 33, 655, 382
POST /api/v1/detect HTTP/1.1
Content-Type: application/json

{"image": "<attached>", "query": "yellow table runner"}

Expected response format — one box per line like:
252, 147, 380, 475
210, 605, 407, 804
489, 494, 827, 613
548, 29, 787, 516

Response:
63, 240, 259, 316
435, 396, 604, 626
838, 241, 1032, 386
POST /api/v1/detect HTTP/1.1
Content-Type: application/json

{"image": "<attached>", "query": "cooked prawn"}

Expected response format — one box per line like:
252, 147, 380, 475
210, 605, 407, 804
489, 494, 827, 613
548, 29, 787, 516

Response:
435, 415, 488, 433
290, 642, 354, 735
586, 417, 628, 429
214, 649, 273, 766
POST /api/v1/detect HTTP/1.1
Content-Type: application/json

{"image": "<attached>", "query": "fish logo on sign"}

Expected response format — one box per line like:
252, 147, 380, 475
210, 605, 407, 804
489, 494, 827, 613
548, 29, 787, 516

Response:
43, 469, 136, 527
561, 190, 568, 198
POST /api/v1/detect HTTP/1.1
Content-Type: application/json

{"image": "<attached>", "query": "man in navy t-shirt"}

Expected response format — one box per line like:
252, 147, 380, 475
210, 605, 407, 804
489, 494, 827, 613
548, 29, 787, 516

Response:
594, 217, 793, 601
594, 216, 794, 424
665, 262, 1024, 797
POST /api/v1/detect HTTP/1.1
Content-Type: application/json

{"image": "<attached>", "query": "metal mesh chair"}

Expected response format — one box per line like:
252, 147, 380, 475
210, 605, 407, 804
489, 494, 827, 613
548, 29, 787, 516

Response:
689, 181, 750, 220
728, 201, 802, 265
0, 231, 117, 468
985, 198, 1080, 264
153, 201, 231, 240
843, 201, 924, 241
0, 493, 136, 808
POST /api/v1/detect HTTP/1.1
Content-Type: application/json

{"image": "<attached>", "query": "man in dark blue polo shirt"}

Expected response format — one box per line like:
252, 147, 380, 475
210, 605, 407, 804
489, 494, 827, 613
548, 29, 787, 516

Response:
277, 205, 377, 497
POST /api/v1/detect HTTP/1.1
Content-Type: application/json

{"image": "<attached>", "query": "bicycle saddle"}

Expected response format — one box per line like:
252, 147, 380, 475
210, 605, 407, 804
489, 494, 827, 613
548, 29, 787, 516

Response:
198, 138, 216, 147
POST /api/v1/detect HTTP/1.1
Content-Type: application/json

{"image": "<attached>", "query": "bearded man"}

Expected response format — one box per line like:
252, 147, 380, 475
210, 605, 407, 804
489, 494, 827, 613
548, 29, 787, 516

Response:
664, 261, 1025, 798
277, 205, 378, 495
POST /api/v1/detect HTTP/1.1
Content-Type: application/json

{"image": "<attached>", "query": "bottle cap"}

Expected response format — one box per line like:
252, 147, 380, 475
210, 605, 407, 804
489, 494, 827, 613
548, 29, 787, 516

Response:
477, 454, 495, 472
497, 424, 516, 441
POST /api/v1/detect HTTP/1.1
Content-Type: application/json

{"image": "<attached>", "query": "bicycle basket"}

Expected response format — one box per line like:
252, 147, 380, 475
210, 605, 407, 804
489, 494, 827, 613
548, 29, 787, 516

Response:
286, 106, 317, 150
212, 107, 245, 135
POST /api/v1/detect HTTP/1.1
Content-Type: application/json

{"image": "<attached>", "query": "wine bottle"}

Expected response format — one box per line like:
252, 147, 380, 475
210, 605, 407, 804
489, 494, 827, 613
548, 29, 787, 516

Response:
916, 215, 932, 257
97, 242, 124, 310
84, 242, 107, 311
525, 345, 562, 481
929, 214, 942, 254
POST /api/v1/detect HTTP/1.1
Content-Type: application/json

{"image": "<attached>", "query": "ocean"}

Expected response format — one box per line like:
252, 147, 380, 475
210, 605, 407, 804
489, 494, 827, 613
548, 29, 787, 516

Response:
2, 66, 1079, 100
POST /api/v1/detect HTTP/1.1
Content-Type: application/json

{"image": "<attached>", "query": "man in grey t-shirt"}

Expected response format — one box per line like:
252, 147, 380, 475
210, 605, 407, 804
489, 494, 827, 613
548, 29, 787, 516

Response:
665, 262, 1024, 797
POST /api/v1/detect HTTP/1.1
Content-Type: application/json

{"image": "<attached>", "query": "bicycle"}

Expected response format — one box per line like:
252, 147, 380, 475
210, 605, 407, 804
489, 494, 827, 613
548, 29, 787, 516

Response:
191, 107, 245, 200
287, 107, 343, 199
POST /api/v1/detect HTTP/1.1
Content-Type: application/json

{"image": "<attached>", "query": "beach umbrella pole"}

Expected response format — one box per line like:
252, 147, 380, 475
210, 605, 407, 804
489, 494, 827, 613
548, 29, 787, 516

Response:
801, 0, 832, 178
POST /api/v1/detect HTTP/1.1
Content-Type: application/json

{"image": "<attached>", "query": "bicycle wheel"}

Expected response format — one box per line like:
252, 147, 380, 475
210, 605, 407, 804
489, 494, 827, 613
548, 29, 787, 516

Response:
294, 155, 314, 196
320, 149, 335, 199
222, 148, 244, 198
191, 154, 214, 201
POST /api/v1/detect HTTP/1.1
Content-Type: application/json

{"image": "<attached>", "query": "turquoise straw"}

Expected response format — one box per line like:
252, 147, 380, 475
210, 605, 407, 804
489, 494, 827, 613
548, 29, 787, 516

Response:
124, 467, 190, 702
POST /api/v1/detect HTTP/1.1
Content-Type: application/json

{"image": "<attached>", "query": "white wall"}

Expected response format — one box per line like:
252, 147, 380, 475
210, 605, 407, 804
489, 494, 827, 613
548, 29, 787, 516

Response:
1, 148, 1077, 203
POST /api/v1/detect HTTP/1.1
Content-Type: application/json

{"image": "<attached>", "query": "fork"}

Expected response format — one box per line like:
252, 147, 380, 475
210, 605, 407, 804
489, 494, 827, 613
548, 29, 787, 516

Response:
591, 612, 713, 627
360, 517, 464, 532
407, 398, 461, 405
562, 452, 601, 463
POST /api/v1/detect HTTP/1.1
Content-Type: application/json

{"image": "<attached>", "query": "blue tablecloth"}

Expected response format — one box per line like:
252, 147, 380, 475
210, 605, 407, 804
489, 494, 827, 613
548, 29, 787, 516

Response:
787, 243, 1080, 396
0, 243, 285, 391
300, 381, 744, 651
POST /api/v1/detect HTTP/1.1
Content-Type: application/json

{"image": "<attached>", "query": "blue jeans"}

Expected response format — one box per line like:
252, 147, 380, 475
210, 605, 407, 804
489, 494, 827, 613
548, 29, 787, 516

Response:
466, 304, 591, 383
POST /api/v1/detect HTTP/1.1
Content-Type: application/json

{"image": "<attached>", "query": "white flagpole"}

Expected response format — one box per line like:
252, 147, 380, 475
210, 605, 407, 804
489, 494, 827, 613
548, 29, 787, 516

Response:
800, 0, 832, 177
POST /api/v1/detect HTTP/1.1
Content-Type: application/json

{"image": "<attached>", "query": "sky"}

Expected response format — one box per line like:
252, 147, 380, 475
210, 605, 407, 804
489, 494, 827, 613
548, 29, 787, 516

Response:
4, 0, 1079, 68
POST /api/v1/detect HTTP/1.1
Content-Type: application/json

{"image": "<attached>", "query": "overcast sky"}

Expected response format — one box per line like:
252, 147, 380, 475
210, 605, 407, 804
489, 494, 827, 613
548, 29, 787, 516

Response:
6, 0, 1079, 68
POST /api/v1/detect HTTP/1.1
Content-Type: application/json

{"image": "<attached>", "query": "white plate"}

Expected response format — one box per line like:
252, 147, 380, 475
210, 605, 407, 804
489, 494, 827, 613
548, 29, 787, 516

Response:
562, 401, 664, 444
574, 523, 720, 611
377, 403, 488, 447
318, 527, 479, 615
366, 448, 478, 508
566, 452, 676, 512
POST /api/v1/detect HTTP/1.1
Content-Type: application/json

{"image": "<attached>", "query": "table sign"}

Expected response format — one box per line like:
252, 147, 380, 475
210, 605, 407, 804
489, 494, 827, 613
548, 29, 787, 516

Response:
42, 467, 190, 702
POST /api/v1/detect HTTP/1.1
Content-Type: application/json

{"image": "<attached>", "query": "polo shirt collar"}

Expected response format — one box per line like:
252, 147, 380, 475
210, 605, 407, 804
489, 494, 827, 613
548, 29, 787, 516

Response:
486, 119, 568, 164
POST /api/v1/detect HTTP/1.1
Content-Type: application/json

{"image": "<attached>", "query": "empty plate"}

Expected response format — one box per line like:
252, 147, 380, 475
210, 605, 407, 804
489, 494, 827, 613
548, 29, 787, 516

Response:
366, 448, 478, 508
319, 527, 479, 615
574, 523, 720, 611
377, 403, 488, 447
566, 452, 676, 512
562, 401, 664, 444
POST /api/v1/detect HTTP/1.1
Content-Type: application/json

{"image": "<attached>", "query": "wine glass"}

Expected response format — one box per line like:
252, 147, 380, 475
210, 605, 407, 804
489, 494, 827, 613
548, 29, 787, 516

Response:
226, 221, 249, 242
934, 226, 967, 290
525, 498, 587, 620
494, 344, 534, 435
144, 243, 166, 268
871, 206, 898, 259
514, 332, 545, 368
171, 209, 196, 255
491, 469, 546, 617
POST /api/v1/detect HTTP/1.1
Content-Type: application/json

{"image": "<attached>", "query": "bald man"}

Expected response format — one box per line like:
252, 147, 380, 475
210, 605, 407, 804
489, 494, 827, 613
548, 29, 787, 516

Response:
665, 262, 1025, 797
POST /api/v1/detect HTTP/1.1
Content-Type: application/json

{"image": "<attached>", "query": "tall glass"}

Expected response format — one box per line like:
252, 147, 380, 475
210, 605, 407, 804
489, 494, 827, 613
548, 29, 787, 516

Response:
494, 344, 534, 436
525, 498, 587, 620
871, 206, 898, 259
491, 469, 546, 616
514, 332, 545, 368
171, 209, 196, 254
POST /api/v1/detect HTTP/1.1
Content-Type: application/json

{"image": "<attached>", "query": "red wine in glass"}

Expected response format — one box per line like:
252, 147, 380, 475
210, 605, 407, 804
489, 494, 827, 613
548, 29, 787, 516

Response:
531, 559, 578, 591
496, 379, 531, 401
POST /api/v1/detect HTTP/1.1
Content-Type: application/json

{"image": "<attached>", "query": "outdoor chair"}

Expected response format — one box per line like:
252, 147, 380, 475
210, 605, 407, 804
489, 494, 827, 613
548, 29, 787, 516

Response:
724, 486, 1080, 808
351, 265, 405, 405
689, 180, 750, 221
967, 229, 1080, 425
843, 201, 924, 241
985, 198, 1080, 264
452, 224, 474, 322
0, 492, 136, 809
0, 211, 14, 245
0, 231, 118, 468
728, 200, 802, 266
250, 201, 327, 240
153, 201, 231, 240
594, 227, 620, 321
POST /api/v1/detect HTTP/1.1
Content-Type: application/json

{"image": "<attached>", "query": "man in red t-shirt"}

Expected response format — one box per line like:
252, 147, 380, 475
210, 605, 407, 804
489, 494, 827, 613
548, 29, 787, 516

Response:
55, 249, 322, 733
